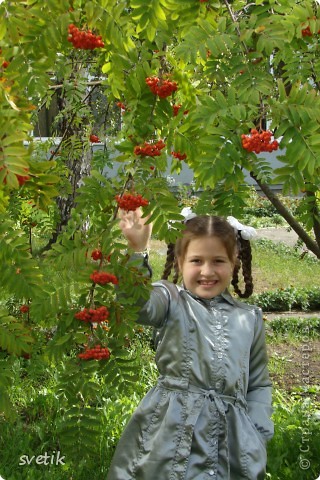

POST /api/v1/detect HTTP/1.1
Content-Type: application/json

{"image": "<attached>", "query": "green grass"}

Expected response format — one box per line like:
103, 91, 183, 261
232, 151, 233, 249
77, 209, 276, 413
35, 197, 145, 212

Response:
251, 239, 320, 292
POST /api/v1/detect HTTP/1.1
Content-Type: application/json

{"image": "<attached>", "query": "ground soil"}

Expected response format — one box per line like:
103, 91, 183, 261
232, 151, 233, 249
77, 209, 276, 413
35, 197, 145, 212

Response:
151, 227, 320, 399
266, 338, 320, 399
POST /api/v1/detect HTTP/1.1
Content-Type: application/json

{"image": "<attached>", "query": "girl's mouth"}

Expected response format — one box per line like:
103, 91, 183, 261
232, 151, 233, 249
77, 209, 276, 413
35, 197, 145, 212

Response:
199, 280, 217, 286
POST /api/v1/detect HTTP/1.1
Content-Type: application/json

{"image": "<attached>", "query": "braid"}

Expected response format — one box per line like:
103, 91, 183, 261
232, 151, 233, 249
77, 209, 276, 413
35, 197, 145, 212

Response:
161, 243, 175, 280
172, 260, 179, 284
231, 234, 254, 298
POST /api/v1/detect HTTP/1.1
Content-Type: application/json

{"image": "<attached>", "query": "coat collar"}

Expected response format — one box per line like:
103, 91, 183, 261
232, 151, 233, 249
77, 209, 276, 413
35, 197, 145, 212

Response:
178, 285, 235, 307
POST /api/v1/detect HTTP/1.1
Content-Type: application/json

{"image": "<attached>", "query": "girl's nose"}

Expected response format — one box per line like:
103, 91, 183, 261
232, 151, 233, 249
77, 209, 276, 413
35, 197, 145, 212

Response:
201, 263, 215, 276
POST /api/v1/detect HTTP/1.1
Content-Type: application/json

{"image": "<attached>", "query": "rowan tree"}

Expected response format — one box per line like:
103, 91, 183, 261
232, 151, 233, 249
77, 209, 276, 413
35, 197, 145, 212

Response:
0, 0, 320, 471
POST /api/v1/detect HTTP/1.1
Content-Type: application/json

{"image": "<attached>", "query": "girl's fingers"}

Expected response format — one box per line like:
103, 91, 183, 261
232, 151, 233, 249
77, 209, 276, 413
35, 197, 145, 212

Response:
117, 207, 152, 250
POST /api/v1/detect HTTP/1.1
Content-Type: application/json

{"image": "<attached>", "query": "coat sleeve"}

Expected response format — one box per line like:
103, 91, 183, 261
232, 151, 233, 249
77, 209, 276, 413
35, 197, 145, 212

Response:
122, 253, 171, 328
246, 307, 274, 441
136, 281, 171, 328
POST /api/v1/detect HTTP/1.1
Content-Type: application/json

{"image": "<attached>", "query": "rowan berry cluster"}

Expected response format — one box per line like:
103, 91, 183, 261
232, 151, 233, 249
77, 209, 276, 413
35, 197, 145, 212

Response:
241, 129, 279, 154
89, 134, 100, 143
0, 166, 30, 186
90, 271, 118, 285
301, 16, 320, 37
172, 104, 189, 117
91, 249, 103, 261
75, 306, 109, 323
116, 101, 126, 110
115, 193, 149, 211
301, 25, 320, 36
145, 76, 178, 98
172, 151, 187, 160
16, 173, 30, 186
2, 61, 9, 69
78, 345, 111, 360
134, 140, 166, 157
67, 24, 104, 50
302, 25, 313, 37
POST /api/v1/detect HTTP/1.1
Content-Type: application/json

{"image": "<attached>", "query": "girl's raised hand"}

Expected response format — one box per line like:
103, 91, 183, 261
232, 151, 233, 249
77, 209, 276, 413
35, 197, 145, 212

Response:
118, 208, 152, 252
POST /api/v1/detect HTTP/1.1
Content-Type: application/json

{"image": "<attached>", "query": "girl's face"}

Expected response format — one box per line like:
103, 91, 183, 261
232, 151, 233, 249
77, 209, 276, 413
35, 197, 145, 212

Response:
178, 236, 235, 299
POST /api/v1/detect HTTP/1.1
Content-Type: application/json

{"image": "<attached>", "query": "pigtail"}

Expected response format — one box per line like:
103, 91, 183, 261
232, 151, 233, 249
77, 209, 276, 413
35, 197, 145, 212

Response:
231, 234, 254, 298
161, 243, 175, 280
161, 242, 181, 284
172, 261, 180, 284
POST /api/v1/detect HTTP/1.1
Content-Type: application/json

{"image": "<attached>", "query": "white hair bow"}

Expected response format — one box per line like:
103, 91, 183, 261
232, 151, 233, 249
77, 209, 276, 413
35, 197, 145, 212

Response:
180, 207, 197, 222
227, 216, 257, 240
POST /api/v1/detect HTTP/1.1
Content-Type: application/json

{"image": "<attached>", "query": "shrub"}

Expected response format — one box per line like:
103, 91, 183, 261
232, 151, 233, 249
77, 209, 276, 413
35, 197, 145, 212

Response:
266, 316, 320, 340
266, 390, 320, 479
250, 286, 320, 312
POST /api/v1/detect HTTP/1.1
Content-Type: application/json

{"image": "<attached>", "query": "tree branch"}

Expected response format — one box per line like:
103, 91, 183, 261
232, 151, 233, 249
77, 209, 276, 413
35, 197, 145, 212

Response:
250, 172, 320, 258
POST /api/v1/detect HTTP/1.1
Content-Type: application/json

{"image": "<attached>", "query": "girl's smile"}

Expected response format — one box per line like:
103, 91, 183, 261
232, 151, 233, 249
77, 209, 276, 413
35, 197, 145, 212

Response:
178, 236, 235, 299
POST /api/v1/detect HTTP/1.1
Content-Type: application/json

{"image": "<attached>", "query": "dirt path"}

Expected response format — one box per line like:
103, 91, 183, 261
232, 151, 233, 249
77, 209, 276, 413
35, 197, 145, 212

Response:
255, 226, 300, 247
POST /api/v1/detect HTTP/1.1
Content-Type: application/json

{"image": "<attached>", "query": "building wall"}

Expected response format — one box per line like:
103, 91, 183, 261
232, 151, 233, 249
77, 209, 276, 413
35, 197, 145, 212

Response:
95, 145, 285, 193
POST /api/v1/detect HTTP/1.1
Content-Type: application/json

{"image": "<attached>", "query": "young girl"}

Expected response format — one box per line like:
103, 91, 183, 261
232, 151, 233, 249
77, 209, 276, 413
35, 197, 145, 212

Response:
107, 209, 273, 480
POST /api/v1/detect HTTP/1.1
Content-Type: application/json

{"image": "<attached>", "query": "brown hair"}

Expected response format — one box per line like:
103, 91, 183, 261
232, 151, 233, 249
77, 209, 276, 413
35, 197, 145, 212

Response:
161, 215, 253, 298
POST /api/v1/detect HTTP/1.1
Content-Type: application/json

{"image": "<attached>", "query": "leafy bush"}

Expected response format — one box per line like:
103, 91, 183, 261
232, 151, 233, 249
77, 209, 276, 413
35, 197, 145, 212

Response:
0, 327, 158, 479
266, 316, 320, 340
266, 390, 320, 479
250, 286, 320, 312
241, 189, 301, 228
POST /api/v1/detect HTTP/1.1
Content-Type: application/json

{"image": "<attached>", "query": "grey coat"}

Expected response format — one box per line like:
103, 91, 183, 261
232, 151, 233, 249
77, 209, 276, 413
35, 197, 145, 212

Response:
106, 280, 274, 480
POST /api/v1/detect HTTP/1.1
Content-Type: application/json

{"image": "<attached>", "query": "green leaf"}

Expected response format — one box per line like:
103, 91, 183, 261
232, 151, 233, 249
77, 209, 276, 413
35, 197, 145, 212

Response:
307, 135, 320, 147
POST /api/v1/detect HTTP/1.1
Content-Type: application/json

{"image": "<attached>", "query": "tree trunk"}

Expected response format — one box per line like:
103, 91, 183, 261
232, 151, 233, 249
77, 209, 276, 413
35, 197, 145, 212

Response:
250, 172, 320, 259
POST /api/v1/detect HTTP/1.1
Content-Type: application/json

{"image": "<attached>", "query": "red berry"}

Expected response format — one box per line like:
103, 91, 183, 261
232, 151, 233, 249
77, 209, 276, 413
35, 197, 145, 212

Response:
172, 151, 187, 160
16, 172, 30, 186
116, 101, 126, 110
91, 249, 103, 261
90, 134, 100, 143
302, 25, 312, 37
20, 305, 29, 313
173, 104, 181, 116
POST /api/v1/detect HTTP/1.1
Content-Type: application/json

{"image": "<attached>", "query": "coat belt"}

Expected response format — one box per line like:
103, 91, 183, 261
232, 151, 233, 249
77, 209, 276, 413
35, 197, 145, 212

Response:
157, 376, 247, 480
157, 375, 247, 410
